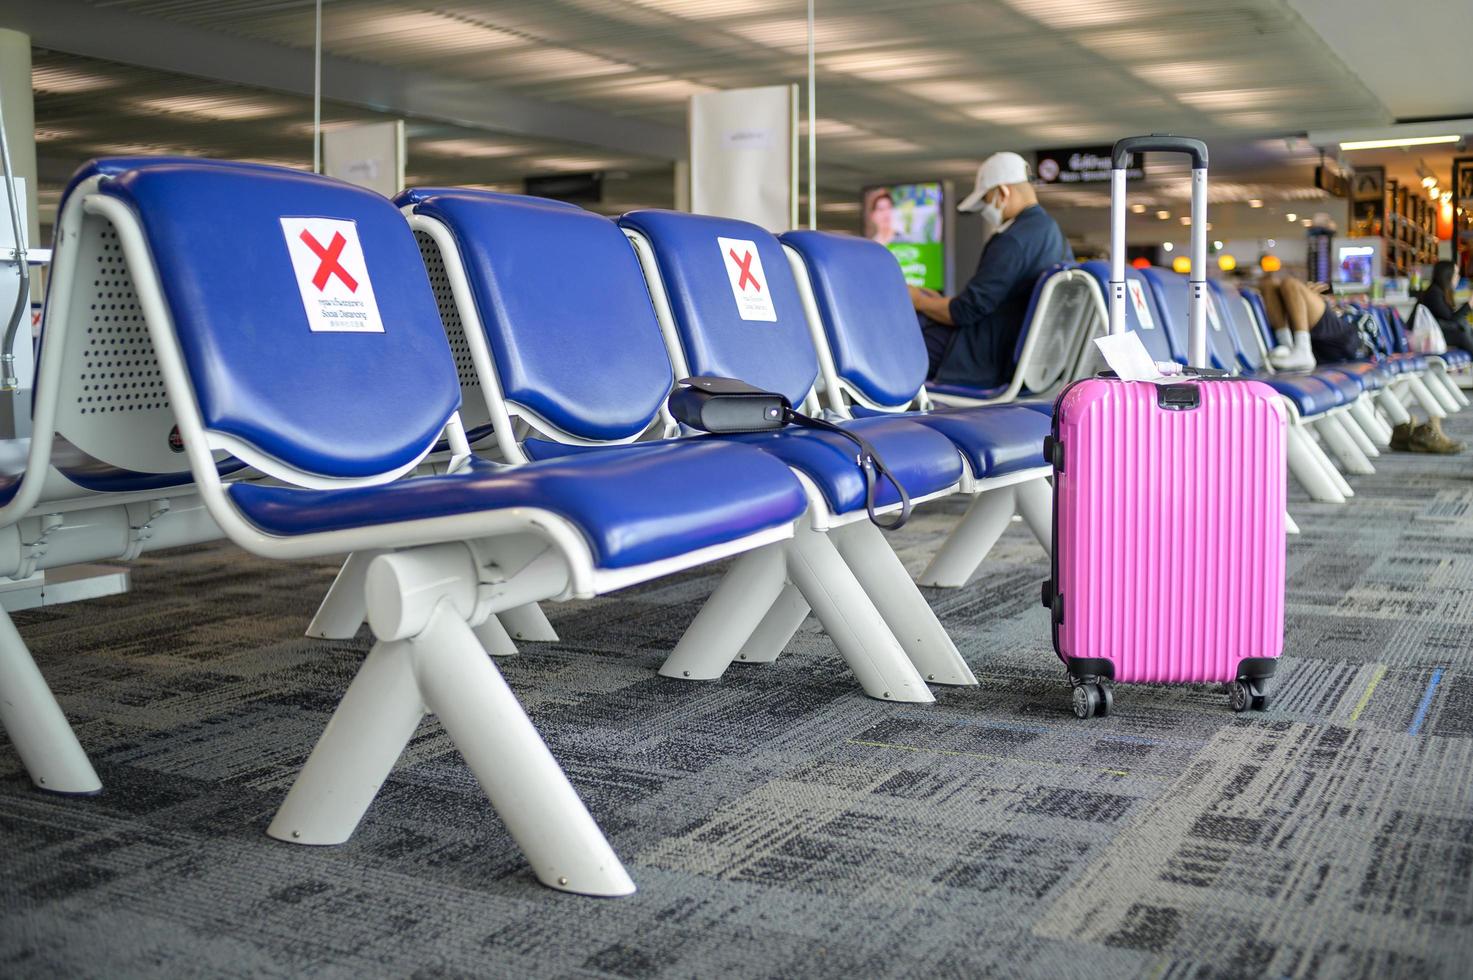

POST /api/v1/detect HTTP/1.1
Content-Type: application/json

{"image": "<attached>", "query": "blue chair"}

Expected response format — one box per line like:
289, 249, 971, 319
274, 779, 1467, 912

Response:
778, 230, 1055, 588
34, 158, 823, 897
403, 188, 973, 702
921, 263, 1102, 406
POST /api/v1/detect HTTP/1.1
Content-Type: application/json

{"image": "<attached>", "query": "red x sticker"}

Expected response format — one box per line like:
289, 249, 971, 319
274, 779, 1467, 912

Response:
717, 236, 776, 322
280, 217, 384, 333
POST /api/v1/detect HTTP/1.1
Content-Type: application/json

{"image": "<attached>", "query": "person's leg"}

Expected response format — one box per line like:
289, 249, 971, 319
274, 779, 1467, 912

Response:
1270, 277, 1319, 370
1444, 323, 1473, 356
920, 314, 955, 379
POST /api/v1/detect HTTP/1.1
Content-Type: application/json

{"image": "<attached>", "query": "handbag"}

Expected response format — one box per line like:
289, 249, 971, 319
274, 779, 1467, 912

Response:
668, 376, 913, 529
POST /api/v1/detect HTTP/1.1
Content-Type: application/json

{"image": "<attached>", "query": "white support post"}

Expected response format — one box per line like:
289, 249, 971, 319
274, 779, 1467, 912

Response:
267, 637, 426, 846
1425, 368, 1463, 413
0, 607, 101, 794
830, 521, 976, 687
411, 606, 634, 896
1340, 406, 1381, 457
784, 523, 933, 703
473, 614, 519, 658
306, 550, 380, 639
660, 544, 786, 681
1348, 397, 1391, 448
1013, 477, 1053, 556
1377, 388, 1413, 427
498, 603, 559, 643
1317, 416, 1376, 475
917, 486, 1015, 588
1406, 374, 1448, 419
1286, 426, 1346, 503
734, 583, 810, 665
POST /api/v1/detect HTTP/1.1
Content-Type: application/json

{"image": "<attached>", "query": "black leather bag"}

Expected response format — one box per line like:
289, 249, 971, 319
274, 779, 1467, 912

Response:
668, 376, 912, 529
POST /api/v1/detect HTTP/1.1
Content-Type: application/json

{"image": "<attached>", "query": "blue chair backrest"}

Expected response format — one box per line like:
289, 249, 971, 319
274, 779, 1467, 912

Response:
1139, 267, 1238, 371
1383, 305, 1411, 353
620, 210, 819, 406
1237, 287, 1278, 352
1077, 261, 1175, 363
778, 230, 928, 408
402, 190, 673, 442
100, 160, 461, 480
397, 187, 582, 212
1207, 280, 1267, 372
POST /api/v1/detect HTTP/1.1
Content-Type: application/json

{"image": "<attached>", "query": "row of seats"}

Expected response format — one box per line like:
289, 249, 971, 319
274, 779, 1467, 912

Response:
925, 258, 1469, 505
0, 157, 1065, 897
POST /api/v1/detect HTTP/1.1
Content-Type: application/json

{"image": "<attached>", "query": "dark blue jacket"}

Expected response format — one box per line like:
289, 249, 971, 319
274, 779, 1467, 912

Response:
934, 204, 1073, 388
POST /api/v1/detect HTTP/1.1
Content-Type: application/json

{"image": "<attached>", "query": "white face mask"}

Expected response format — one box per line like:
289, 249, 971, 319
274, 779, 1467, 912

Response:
978, 189, 1005, 230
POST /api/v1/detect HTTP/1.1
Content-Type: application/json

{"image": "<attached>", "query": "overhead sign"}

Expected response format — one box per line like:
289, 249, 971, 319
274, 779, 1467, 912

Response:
717, 237, 776, 322
280, 217, 385, 334
1035, 146, 1143, 184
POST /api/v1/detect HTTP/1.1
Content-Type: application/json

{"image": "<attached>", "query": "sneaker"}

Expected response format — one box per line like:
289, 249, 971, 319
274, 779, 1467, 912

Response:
1409, 419, 1465, 454
1390, 421, 1415, 451
1269, 345, 1316, 371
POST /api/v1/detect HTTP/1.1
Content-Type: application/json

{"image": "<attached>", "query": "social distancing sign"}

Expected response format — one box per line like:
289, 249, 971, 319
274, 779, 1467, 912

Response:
717, 236, 776, 322
280, 217, 385, 333
1127, 279, 1155, 329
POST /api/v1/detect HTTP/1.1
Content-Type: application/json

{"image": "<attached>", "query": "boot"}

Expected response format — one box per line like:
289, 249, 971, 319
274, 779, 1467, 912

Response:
1390, 421, 1415, 451
1270, 330, 1316, 372
1409, 417, 1465, 454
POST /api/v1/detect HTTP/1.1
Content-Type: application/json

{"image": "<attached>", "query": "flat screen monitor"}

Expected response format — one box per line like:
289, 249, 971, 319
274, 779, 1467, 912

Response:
1335, 238, 1381, 287
861, 181, 948, 291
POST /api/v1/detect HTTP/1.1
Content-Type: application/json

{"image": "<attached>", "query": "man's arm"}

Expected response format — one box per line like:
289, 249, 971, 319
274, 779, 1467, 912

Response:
945, 237, 1024, 332
909, 285, 954, 325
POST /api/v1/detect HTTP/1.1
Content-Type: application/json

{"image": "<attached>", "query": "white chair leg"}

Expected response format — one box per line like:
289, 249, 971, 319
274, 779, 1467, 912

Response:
1286, 426, 1346, 503
660, 544, 786, 681
473, 614, 519, 657
498, 603, 559, 643
785, 523, 933, 703
0, 608, 102, 794
1425, 369, 1462, 413
917, 486, 1015, 588
1447, 371, 1471, 406
412, 606, 634, 897
1342, 411, 1380, 457
1284, 511, 1300, 535
1407, 375, 1448, 419
267, 636, 425, 847
830, 521, 976, 687
1348, 397, 1390, 448
1014, 477, 1053, 556
1310, 428, 1356, 497
734, 583, 809, 665
306, 549, 381, 639
1377, 388, 1412, 427
1317, 416, 1376, 475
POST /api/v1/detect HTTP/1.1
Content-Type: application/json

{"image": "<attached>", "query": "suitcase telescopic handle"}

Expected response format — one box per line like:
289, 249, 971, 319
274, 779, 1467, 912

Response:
1108, 134, 1210, 369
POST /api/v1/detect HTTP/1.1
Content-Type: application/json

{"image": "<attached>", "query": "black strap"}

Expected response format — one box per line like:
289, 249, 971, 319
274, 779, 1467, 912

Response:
781, 408, 912, 530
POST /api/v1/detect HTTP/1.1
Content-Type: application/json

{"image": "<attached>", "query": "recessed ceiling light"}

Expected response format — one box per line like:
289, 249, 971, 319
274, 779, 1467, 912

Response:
1248, 199, 1263, 208
1286, 213, 1298, 222
1130, 203, 1147, 214
1156, 210, 1170, 220
1163, 242, 1174, 252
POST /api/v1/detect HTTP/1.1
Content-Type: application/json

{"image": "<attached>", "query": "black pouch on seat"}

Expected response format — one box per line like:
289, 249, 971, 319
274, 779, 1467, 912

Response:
668, 376, 913, 529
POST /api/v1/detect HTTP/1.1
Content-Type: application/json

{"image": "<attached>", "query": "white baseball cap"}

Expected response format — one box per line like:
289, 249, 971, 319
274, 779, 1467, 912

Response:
957, 151, 1030, 212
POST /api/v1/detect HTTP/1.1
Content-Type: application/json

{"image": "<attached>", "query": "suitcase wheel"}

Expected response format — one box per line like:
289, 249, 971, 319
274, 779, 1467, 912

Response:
1071, 681, 1111, 719
1230, 680, 1269, 713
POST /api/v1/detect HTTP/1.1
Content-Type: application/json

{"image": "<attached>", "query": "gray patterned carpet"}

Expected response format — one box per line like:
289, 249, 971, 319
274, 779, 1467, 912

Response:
3, 412, 1473, 979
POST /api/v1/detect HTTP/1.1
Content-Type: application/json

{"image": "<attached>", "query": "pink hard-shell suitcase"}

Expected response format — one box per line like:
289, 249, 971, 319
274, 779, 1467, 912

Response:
1040, 136, 1287, 718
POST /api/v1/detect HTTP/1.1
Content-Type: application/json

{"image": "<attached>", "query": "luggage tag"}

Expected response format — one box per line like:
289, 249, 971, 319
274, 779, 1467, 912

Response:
1093, 333, 1178, 382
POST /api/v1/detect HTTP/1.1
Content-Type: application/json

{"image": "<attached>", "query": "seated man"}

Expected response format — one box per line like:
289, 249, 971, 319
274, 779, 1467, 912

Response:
908, 151, 1074, 388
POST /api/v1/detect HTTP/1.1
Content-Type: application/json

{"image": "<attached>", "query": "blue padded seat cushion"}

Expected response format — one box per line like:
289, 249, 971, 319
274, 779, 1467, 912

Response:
923, 381, 1011, 401
1253, 375, 1341, 416
905, 405, 1050, 478
778, 230, 929, 408
227, 440, 806, 569
718, 415, 962, 514
620, 210, 820, 406
101, 161, 461, 479
407, 191, 674, 441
